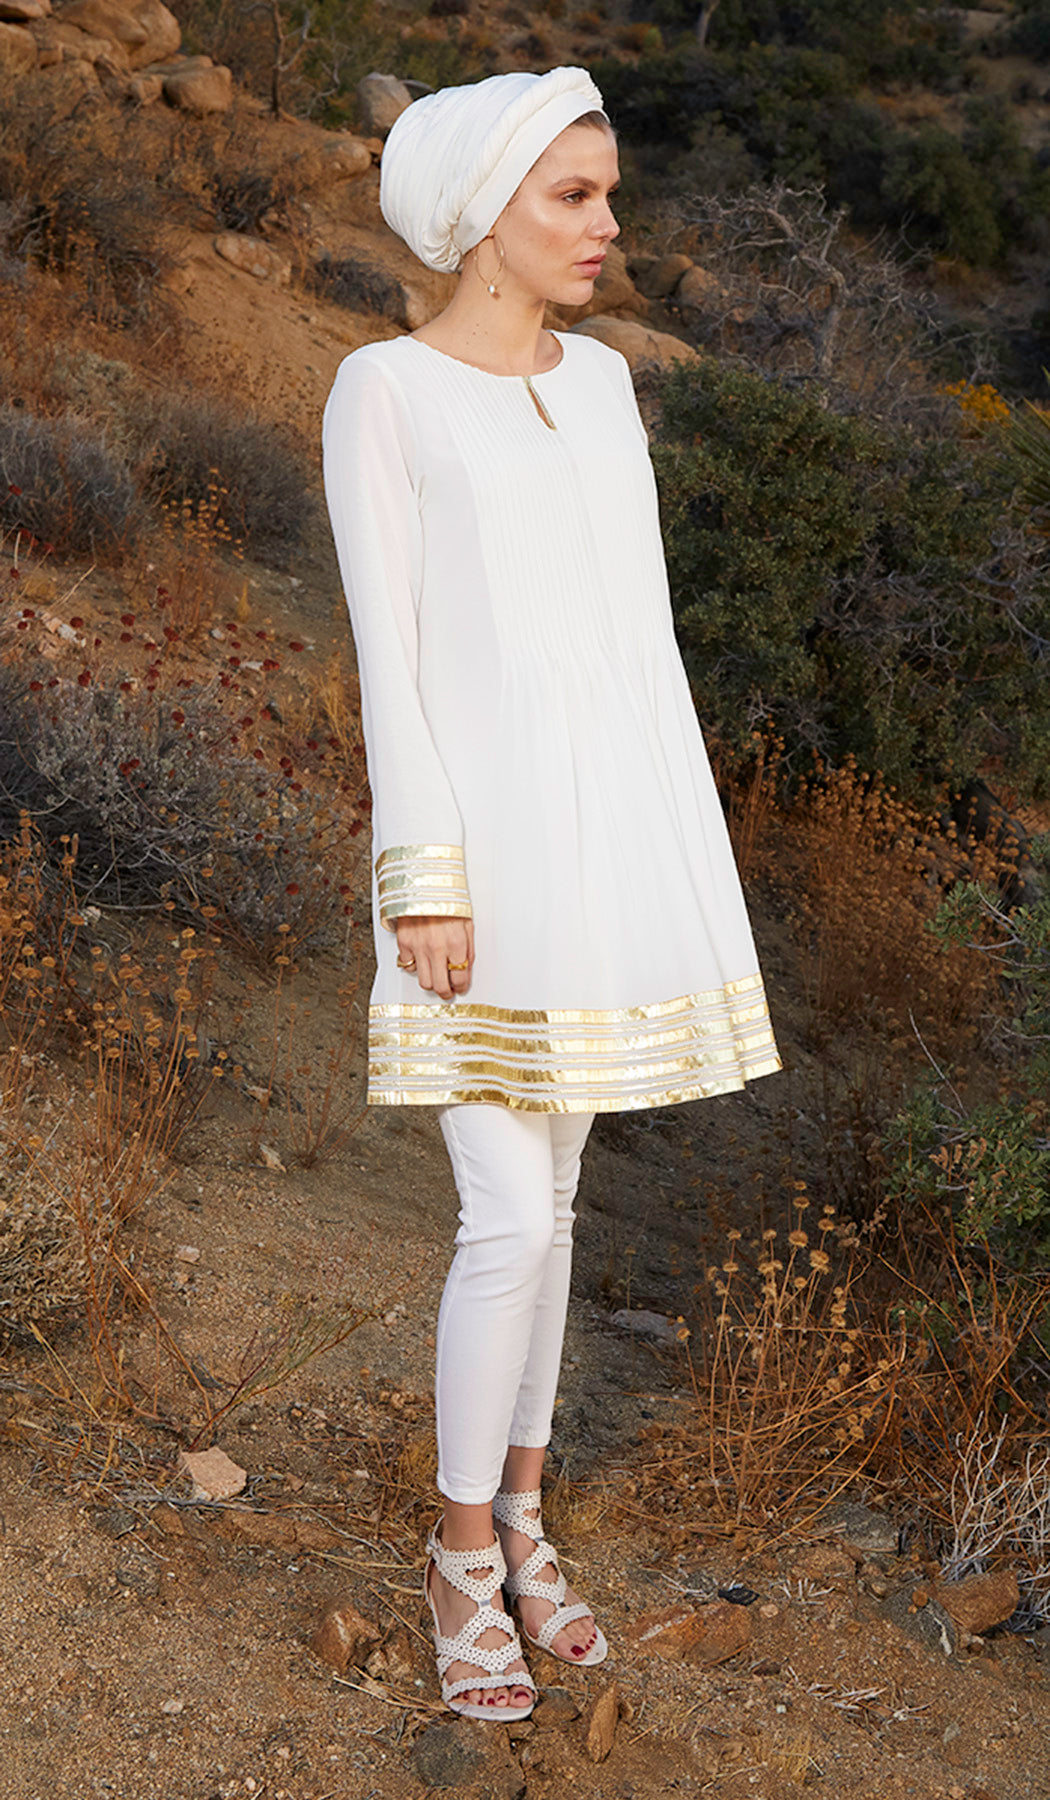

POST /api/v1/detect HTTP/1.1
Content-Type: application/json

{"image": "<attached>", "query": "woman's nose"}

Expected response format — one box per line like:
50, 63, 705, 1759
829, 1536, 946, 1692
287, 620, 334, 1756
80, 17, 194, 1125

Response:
594, 203, 620, 241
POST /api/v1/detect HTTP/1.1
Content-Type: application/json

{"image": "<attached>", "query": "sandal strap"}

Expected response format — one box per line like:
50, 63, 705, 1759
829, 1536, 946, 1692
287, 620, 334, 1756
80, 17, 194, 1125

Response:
426, 1528, 507, 1605
443, 1668, 537, 1704
491, 1487, 545, 1538
503, 1539, 568, 1607
534, 1598, 594, 1653
433, 1603, 527, 1679
493, 1490, 600, 1653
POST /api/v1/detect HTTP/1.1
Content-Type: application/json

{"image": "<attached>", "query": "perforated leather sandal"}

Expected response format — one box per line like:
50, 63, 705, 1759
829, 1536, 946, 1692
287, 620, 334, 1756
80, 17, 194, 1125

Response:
423, 1521, 537, 1722
492, 1487, 608, 1667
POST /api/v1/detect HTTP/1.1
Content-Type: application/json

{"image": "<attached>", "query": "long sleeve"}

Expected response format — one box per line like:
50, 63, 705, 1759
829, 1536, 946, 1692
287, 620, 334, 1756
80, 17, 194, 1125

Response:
322, 350, 472, 932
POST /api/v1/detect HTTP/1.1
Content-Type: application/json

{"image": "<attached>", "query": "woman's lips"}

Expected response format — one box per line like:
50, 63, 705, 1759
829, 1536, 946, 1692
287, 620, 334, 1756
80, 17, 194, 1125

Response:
575, 257, 605, 275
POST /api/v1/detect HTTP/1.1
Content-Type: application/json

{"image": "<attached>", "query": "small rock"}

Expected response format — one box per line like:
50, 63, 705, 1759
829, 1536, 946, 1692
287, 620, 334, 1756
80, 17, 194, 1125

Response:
883, 1585, 956, 1656
162, 55, 231, 114
259, 1143, 286, 1172
213, 232, 290, 285
410, 1717, 524, 1796
127, 67, 161, 101
608, 1307, 687, 1345
309, 1597, 381, 1674
532, 1686, 580, 1727
936, 1571, 1020, 1637
824, 1501, 899, 1557
160, 1696, 184, 1715
177, 1446, 247, 1502
582, 1682, 620, 1762
356, 70, 412, 136
173, 1243, 200, 1263
626, 1601, 750, 1665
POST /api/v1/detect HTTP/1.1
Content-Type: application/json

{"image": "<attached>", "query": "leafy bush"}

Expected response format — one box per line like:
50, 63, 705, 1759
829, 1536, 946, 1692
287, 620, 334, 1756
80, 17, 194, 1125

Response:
884, 867, 1050, 1265
139, 394, 315, 566
0, 404, 141, 560
653, 359, 1050, 795
597, 40, 1050, 267
1011, 1, 1050, 62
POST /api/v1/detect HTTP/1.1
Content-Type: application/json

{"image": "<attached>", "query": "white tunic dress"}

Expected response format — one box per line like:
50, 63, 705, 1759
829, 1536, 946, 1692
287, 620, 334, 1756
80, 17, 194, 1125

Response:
322, 328, 781, 1111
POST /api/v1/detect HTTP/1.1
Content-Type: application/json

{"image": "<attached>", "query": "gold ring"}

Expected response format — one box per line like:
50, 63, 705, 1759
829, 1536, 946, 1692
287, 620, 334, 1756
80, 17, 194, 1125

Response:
396, 955, 417, 970
447, 959, 469, 970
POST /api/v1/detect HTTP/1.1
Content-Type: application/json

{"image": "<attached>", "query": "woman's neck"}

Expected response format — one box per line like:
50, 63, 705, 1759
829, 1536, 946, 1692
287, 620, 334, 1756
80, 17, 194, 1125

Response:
410, 277, 559, 377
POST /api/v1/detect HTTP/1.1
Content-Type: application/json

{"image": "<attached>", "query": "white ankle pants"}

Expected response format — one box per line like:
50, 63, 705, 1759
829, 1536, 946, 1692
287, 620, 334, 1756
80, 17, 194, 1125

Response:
434, 1102, 596, 1505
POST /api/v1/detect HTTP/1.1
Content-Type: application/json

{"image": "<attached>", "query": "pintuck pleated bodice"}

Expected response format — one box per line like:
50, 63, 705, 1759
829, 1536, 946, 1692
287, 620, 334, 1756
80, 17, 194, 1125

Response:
322, 329, 781, 1110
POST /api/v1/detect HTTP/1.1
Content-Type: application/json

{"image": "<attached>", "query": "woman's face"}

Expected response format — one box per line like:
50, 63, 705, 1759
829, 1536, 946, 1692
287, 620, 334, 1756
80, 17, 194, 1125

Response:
494, 120, 621, 305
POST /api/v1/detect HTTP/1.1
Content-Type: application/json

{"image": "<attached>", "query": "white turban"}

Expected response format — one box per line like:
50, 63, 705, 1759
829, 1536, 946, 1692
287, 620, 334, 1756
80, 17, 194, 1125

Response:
379, 66, 607, 274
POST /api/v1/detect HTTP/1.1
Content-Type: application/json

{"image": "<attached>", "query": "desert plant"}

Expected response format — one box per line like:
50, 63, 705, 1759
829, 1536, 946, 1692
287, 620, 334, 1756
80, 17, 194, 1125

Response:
137, 392, 314, 566
0, 404, 141, 560
653, 357, 1050, 796
0, 659, 358, 955
885, 866, 1050, 1264
0, 90, 174, 323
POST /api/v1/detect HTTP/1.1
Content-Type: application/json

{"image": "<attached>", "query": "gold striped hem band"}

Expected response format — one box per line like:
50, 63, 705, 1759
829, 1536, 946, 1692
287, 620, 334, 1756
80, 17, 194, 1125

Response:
375, 842, 472, 933
366, 971, 782, 1111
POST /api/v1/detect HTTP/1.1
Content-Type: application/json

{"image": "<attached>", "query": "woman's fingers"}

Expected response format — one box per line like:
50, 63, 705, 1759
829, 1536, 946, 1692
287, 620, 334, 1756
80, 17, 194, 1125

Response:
395, 917, 472, 999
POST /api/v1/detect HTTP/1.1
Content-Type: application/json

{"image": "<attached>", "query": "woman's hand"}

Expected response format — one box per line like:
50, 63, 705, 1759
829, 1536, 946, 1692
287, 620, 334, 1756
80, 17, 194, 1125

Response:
394, 916, 474, 1000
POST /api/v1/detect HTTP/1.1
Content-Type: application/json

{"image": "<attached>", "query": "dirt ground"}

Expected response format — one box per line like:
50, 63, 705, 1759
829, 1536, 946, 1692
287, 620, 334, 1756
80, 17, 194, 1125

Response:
3, 942, 1050, 1800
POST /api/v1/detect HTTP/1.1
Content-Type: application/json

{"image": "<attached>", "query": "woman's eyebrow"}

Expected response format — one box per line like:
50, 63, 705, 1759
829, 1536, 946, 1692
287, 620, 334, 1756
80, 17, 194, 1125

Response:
551, 175, 621, 191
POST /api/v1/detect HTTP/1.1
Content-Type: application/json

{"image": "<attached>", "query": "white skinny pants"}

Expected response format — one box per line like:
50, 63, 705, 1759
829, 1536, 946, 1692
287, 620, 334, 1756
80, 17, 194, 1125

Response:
434, 1101, 596, 1505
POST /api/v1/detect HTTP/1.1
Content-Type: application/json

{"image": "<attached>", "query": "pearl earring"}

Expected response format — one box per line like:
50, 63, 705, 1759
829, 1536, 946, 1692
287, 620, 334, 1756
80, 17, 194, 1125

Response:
474, 234, 505, 298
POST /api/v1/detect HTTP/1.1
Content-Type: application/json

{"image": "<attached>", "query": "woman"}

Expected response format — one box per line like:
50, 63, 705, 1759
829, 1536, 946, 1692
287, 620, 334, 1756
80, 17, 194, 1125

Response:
322, 65, 781, 1723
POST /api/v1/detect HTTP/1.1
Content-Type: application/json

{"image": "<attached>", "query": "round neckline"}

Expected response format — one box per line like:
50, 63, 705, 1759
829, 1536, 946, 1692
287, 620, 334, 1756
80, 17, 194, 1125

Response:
402, 330, 567, 380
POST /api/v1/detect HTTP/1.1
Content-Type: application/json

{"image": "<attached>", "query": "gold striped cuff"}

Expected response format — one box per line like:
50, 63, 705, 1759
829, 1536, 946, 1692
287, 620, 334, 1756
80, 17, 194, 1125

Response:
365, 971, 781, 1111
375, 843, 472, 932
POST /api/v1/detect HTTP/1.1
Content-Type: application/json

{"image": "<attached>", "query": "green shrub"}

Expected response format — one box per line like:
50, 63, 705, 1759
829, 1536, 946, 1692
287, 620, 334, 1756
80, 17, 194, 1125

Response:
653, 359, 1050, 795
0, 405, 140, 560
1011, 1, 1050, 62
884, 870, 1050, 1265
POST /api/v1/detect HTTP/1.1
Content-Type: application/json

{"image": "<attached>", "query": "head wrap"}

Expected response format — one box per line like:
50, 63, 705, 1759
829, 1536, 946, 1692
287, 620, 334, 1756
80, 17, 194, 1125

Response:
379, 66, 607, 274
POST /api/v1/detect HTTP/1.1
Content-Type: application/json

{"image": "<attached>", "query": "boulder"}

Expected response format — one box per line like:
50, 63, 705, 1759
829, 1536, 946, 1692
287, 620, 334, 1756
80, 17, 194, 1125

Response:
56, 0, 179, 67
214, 232, 290, 284
632, 251, 694, 299
29, 16, 129, 68
0, 0, 50, 20
0, 16, 35, 63
570, 315, 701, 372
161, 56, 231, 114
675, 263, 727, 314
410, 1718, 524, 1797
357, 70, 412, 136
293, 134, 372, 189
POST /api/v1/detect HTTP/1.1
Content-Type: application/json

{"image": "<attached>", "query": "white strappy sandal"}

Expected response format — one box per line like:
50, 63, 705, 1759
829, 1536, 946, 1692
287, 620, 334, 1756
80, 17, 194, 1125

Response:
423, 1521, 537, 1722
492, 1487, 608, 1667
